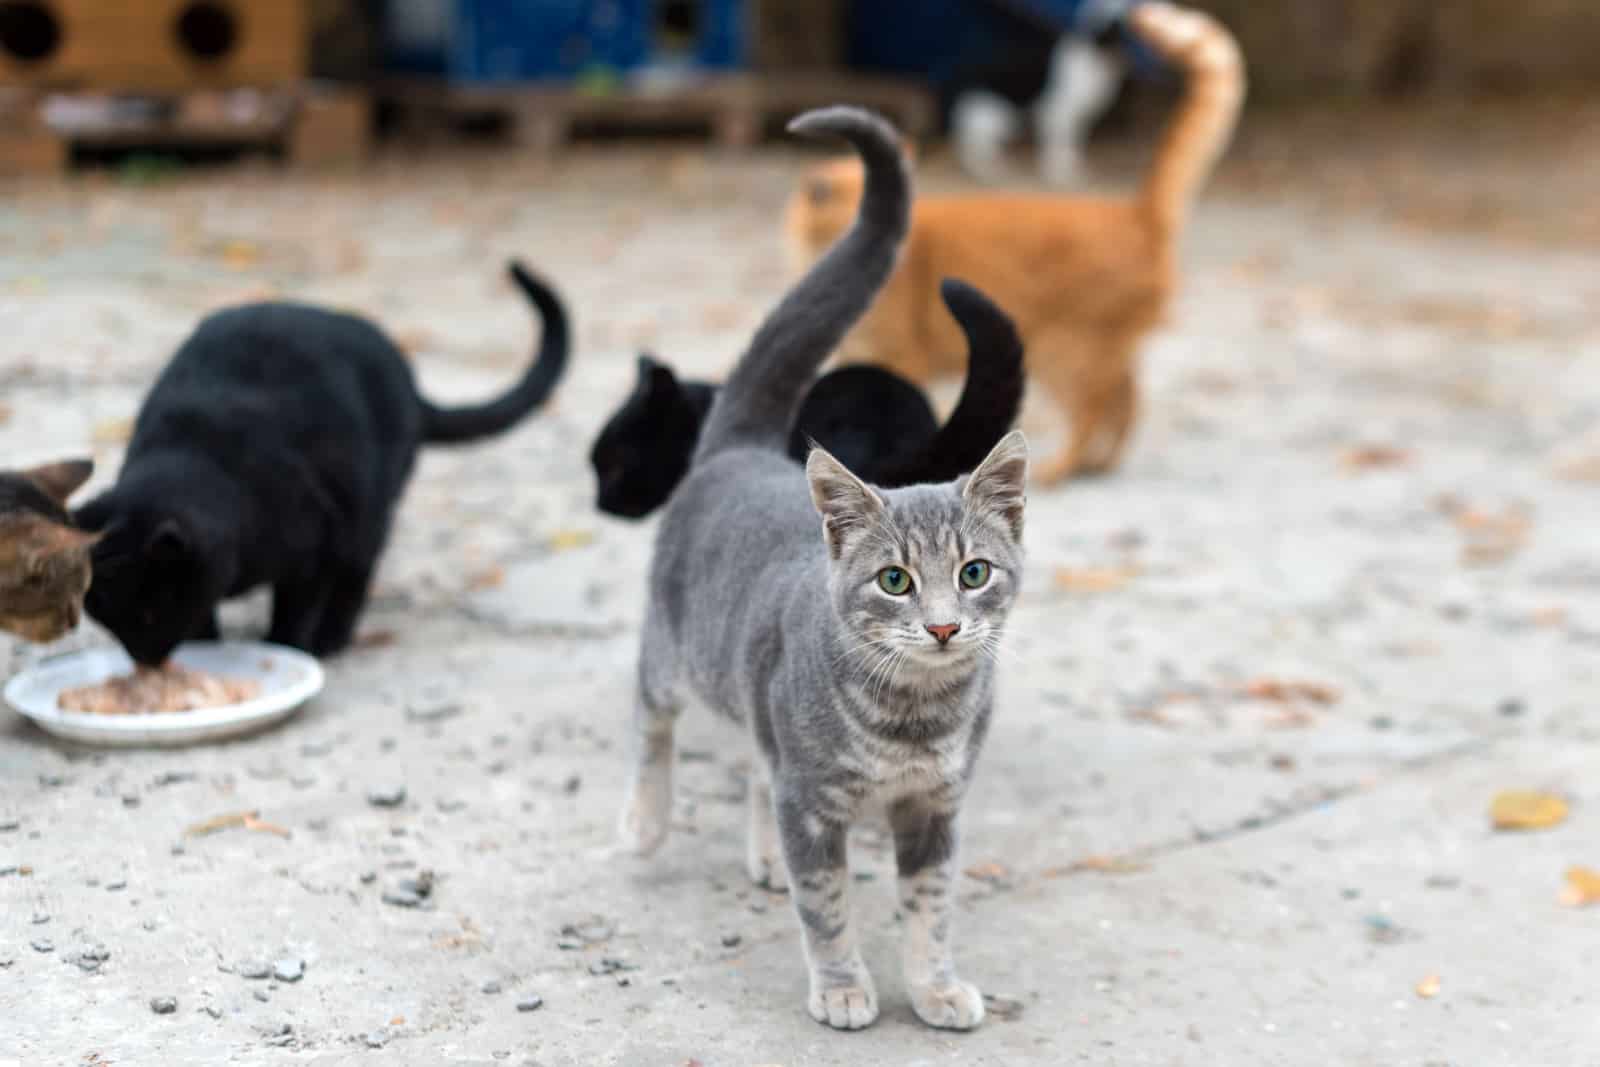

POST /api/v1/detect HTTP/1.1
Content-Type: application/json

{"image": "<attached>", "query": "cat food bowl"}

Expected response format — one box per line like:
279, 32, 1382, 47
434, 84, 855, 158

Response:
4, 641, 323, 747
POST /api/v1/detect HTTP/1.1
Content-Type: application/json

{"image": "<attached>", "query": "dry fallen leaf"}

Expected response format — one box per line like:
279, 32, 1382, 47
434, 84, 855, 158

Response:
184, 809, 289, 838
1559, 866, 1600, 908
467, 565, 505, 591
1265, 707, 1317, 729
354, 628, 398, 649
432, 916, 485, 951
394, 327, 434, 356
698, 302, 745, 331
1045, 854, 1146, 877
389, 1015, 405, 1027
185, 811, 250, 836
963, 861, 1009, 883
1340, 444, 1412, 472
1052, 566, 1137, 593
242, 813, 291, 839
1554, 456, 1600, 483
1529, 606, 1568, 628
219, 239, 262, 269
1489, 791, 1569, 831
547, 529, 595, 553
1438, 499, 1531, 566
92, 417, 134, 445
1239, 679, 1341, 705
0, 401, 10, 425
1126, 701, 1181, 729
1415, 974, 1441, 999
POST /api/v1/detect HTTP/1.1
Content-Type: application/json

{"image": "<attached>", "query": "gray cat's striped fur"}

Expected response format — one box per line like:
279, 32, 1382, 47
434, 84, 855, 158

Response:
617, 106, 1028, 1031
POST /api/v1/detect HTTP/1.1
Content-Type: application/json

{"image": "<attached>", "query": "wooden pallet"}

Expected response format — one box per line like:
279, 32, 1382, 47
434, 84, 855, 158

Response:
0, 83, 369, 175
380, 71, 937, 154
0, 0, 306, 93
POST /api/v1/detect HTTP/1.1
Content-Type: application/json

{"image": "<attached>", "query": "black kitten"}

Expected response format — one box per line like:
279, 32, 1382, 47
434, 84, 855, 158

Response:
590, 278, 1024, 519
77, 262, 569, 664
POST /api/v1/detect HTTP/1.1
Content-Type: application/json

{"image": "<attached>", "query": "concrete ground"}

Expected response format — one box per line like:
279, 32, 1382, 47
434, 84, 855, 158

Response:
2, 106, 1598, 1065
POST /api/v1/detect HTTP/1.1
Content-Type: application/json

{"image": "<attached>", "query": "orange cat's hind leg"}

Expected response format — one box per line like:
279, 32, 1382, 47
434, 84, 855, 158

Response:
1032, 332, 1141, 484
1030, 331, 1097, 485
1080, 370, 1138, 474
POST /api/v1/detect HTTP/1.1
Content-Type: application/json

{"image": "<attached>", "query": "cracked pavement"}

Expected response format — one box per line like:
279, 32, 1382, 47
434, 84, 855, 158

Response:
2, 110, 1599, 1064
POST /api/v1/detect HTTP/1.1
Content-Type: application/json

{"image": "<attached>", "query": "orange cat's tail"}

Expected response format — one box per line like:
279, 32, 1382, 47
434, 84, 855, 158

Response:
1131, 2, 1245, 238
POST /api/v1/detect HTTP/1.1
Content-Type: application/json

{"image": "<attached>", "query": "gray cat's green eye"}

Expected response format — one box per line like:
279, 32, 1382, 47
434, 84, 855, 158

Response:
960, 560, 991, 589
877, 567, 912, 596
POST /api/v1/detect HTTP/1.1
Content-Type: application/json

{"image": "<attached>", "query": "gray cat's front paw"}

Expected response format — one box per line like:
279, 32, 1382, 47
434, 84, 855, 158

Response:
807, 967, 879, 1030
908, 979, 985, 1030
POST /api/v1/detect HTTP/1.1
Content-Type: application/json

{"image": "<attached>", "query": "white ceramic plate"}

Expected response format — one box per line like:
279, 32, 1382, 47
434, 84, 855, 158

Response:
4, 641, 324, 747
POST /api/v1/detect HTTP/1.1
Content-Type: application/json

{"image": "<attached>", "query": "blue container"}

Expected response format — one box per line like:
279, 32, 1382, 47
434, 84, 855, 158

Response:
384, 0, 745, 84
848, 0, 1159, 92
847, 0, 1086, 87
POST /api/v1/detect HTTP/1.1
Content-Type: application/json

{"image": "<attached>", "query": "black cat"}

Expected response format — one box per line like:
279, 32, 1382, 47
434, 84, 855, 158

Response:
78, 262, 568, 665
590, 278, 1024, 519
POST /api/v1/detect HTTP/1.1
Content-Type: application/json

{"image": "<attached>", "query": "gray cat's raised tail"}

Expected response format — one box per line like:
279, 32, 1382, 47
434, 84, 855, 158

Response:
693, 107, 910, 463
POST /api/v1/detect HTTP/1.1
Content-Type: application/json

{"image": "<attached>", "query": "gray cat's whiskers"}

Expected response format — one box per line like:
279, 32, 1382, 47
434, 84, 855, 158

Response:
858, 645, 907, 708
833, 633, 898, 668
976, 625, 1023, 665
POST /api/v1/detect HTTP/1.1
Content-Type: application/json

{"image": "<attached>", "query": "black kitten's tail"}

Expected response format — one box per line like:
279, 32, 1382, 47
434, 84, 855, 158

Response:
694, 106, 910, 463
880, 279, 1025, 485
421, 261, 570, 444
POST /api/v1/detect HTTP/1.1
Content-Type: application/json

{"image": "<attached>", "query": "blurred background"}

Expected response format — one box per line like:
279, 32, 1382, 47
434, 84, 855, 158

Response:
2, 8, 1599, 1061
1, 0, 1598, 174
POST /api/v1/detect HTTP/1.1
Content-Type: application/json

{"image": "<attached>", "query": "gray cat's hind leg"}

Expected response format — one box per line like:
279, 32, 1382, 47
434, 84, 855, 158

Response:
744, 761, 788, 891
617, 620, 681, 856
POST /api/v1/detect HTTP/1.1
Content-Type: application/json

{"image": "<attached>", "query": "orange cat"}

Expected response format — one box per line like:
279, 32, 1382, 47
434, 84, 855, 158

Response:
784, 2, 1243, 483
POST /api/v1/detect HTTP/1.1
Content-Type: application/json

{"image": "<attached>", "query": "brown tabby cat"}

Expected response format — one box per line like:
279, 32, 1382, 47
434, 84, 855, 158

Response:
783, 1, 1244, 483
0, 460, 98, 643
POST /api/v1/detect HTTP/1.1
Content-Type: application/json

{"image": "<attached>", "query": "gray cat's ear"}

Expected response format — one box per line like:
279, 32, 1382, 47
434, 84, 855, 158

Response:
963, 430, 1028, 540
23, 458, 94, 504
807, 446, 885, 559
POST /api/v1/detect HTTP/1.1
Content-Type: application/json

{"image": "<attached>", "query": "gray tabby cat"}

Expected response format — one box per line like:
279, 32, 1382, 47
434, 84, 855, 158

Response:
617, 106, 1028, 1032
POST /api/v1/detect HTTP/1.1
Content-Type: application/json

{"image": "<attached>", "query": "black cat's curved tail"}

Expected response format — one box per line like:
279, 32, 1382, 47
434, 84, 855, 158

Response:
881, 279, 1026, 484
421, 260, 570, 444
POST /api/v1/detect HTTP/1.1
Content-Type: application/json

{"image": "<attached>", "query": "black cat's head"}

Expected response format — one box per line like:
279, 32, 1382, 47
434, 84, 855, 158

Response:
590, 355, 707, 520
77, 498, 228, 666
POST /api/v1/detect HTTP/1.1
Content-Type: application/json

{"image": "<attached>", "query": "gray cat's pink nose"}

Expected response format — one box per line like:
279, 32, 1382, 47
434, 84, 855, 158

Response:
926, 622, 960, 645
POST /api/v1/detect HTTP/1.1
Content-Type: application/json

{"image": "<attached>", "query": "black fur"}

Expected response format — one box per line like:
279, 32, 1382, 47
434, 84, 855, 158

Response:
590, 278, 1024, 520
590, 356, 718, 520
77, 261, 569, 665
